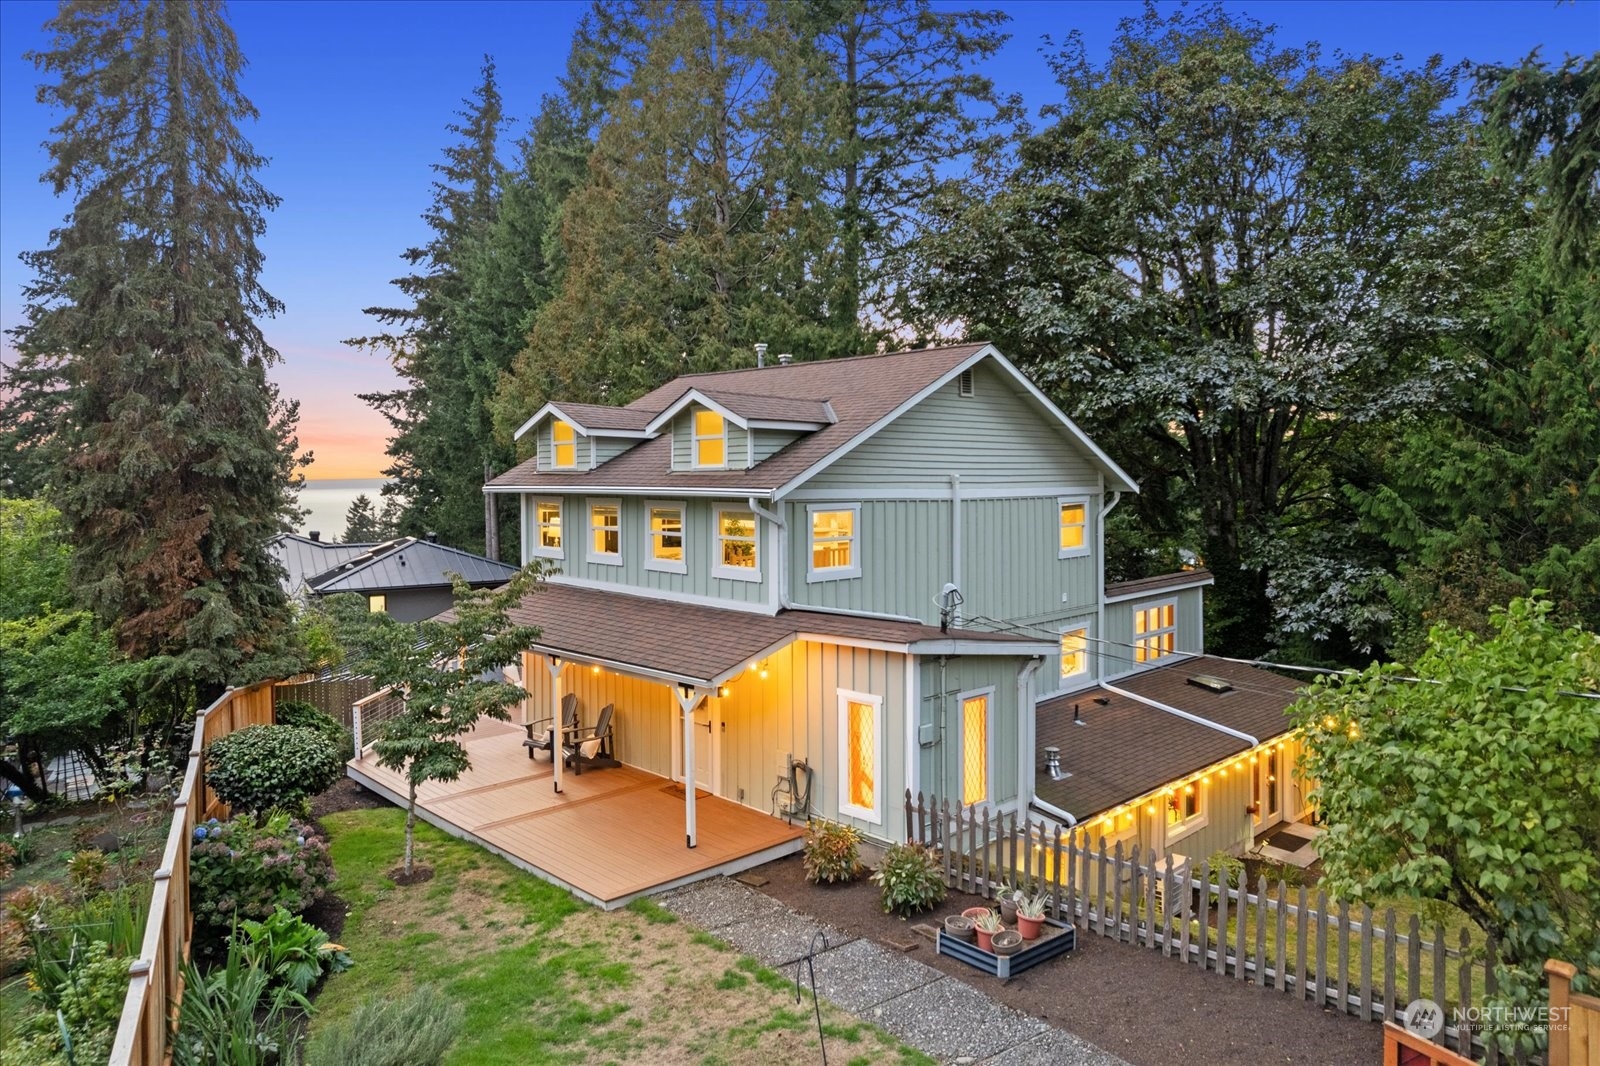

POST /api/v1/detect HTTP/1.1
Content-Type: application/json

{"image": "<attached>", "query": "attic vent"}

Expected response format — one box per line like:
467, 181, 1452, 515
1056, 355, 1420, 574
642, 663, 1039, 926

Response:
1186, 674, 1234, 694
957, 369, 975, 397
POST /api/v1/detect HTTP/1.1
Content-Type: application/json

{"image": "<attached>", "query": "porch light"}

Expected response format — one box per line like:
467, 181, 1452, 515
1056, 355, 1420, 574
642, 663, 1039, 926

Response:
1219, 768, 1228, 777
1145, 804, 1156, 815
1184, 784, 1195, 795
759, 667, 769, 680
1201, 775, 1211, 784
747, 663, 756, 672
591, 664, 600, 674
719, 686, 730, 698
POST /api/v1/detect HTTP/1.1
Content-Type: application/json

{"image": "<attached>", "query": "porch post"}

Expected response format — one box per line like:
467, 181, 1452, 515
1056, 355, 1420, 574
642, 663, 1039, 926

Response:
548, 656, 565, 794
675, 684, 704, 848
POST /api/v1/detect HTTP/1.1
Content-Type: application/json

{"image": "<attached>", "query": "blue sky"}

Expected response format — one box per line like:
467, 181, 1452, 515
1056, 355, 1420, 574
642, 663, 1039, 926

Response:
1, 1, 1594, 478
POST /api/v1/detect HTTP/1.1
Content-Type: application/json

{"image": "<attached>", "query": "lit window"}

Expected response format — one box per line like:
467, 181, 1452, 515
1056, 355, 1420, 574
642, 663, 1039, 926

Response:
693, 410, 726, 467
551, 421, 577, 468
367, 594, 386, 613
1167, 782, 1203, 829
808, 506, 859, 580
1060, 628, 1088, 682
1134, 602, 1176, 663
588, 500, 620, 563
646, 503, 685, 574
533, 499, 562, 558
961, 692, 989, 806
714, 509, 758, 580
1058, 500, 1087, 557
838, 690, 882, 822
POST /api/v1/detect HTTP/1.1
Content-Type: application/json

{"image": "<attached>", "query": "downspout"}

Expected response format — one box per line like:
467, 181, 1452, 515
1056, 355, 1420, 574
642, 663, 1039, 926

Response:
1015, 657, 1041, 812
1033, 796, 1078, 828
950, 473, 962, 597
1101, 680, 1258, 746
1096, 489, 1119, 678
749, 495, 922, 623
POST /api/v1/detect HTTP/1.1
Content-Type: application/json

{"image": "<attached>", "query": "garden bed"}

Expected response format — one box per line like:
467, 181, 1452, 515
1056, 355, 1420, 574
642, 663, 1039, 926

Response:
937, 916, 1076, 978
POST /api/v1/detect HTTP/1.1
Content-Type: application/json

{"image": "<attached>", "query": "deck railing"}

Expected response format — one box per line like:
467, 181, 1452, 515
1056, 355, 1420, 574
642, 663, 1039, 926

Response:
350, 683, 406, 757
904, 790, 1579, 1065
107, 681, 276, 1066
274, 671, 375, 731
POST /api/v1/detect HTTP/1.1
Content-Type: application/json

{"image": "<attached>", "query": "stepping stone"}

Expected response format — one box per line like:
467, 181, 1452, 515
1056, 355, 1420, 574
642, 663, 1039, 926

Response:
873, 976, 1049, 1062
715, 907, 851, 967
803, 937, 941, 1012
655, 876, 788, 929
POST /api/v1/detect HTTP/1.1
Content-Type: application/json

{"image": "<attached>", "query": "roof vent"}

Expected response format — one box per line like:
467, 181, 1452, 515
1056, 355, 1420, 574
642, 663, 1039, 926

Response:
1186, 674, 1234, 694
777, 352, 794, 366
754, 342, 768, 368
957, 369, 975, 396
308, 530, 321, 542
1043, 746, 1068, 780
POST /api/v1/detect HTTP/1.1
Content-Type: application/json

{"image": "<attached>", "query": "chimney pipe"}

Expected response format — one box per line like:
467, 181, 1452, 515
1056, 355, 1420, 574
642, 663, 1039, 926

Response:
754, 342, 767, 368
1073, 702, 1084, 725
425, 531, 438, 543
1044, 745, 1063, 780
309, 530, 320, 542
777, 352, 793, 366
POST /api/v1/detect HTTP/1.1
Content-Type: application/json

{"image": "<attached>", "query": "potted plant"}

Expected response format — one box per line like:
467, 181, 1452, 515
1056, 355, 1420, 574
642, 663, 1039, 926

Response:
996, 883, 1019, 923
1015, 892, 1048, 940
971, 909, 1004, 952
990, 928, 1024, 956
943, 914, 975, 941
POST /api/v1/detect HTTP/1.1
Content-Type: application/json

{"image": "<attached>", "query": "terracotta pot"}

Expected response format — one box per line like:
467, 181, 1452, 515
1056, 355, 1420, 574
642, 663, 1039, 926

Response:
943, 915, 975, 941
999, 897, 1018, 923
990, 929, 1024, 956
975, 927, 995, 952
1016, 914, 1044, 940
962, 906, 989, 921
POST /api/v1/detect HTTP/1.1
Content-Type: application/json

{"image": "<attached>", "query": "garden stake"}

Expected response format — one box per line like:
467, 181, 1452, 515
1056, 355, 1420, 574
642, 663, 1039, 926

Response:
794, 930, 829, 1065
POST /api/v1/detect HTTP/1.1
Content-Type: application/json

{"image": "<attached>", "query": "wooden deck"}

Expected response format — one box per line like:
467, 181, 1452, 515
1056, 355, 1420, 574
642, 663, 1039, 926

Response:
346, 717, 805, 909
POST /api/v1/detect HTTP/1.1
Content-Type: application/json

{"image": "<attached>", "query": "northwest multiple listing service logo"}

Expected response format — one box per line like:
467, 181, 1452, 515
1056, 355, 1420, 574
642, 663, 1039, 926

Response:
1402, 998, 1445, 1040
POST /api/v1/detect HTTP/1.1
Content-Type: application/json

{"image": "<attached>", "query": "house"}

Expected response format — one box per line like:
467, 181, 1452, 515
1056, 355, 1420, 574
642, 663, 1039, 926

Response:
346, 341, 1311, 905
269, 533, 518, 622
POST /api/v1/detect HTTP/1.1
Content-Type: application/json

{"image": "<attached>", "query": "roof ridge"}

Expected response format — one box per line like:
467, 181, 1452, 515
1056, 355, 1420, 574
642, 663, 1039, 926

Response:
625, 342, 987, 397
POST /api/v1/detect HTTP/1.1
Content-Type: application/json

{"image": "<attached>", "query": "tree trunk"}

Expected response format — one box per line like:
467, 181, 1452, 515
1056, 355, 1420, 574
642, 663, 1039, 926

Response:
0, 758, 48, 803
405, 778, 417, 876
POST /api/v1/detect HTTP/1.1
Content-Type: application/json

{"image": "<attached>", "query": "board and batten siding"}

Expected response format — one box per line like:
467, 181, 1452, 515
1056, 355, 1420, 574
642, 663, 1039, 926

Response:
519, 494, 770, 607
784, 499, 949, 623
670, 409, 749, 470
1102, 585, 1205, 680
520, 651, 675, 779
805, 362, 1100, 491
916, 656, 1027, 811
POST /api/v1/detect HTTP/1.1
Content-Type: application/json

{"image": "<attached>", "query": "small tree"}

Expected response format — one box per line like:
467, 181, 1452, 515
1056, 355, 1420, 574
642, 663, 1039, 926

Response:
1293, 597, 1600, 1055
358, 567, 542, 877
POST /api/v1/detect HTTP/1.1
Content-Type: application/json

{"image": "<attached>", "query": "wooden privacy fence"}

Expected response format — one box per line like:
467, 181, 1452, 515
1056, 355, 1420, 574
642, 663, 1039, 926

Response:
274, 671, 375, 731
905, 791, 1524, 1063
1545, 960, 1599, 1066
108, 681, 276, 1066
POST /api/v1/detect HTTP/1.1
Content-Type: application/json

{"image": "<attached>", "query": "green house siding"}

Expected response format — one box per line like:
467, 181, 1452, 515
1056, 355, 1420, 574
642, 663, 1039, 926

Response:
592, 438, 636, 466
1102, 585, 1205, 680
806, 362, 1101, 491
670, 409, 749, 470
752, 428, 805, 463
784, 499, 950, 621
916, 656, 1028, 810
961, 496, 1099, 621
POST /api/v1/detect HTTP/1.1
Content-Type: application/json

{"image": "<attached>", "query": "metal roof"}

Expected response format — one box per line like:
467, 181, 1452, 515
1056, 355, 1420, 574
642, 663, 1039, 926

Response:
289, 536, 518, 595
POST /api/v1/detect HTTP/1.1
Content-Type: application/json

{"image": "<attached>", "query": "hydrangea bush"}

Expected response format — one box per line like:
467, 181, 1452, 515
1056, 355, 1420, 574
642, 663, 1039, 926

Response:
190, 813, 333, 929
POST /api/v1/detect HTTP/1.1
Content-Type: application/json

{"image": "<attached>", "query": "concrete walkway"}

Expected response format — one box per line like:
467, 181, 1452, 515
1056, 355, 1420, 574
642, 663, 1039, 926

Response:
657, 877, 1129, 1066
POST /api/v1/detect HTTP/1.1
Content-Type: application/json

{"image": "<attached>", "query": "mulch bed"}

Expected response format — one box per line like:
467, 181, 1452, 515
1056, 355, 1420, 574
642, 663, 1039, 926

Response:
301, 777, 394, 943
751, 853, 1379, 1066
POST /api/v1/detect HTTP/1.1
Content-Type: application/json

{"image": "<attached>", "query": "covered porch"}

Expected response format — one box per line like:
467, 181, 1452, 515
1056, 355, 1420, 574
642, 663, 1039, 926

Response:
347, 716, 805, 909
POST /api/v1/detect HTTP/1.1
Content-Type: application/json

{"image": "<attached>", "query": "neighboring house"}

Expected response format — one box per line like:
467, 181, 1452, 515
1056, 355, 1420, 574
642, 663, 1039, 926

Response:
475, 340, 1307, 862
269, 533, 518, 623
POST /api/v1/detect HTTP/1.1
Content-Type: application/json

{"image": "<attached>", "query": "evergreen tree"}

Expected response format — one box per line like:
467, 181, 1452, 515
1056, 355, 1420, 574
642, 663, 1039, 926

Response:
3, 1, 303, 713
341, 494, 387, 543
909, 5, 1512, 657
351, 58, 506, 553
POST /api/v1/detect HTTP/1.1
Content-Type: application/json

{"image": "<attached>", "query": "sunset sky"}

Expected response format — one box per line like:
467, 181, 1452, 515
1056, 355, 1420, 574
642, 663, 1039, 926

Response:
1, 1, 1592, 481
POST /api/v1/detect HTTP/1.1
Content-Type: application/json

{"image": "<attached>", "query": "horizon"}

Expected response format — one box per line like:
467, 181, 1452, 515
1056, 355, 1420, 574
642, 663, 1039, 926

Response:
2, 0, 1594, 480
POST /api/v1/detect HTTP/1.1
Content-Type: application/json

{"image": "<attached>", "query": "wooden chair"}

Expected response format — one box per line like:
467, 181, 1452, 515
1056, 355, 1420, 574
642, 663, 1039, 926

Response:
524, 693, 579, 761
564, 703, 618, 774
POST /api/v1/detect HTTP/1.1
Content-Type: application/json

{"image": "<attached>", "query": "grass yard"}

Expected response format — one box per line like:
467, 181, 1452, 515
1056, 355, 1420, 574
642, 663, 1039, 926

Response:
312, 809, 933, 1066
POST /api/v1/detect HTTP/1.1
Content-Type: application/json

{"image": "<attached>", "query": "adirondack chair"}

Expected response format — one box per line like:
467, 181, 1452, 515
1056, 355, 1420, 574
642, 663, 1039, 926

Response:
524, 693, 579, 761
563, 703, 618, 774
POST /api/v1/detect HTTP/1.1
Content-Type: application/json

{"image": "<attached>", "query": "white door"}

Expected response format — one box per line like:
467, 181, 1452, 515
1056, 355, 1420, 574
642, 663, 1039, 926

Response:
1253, 747, 1283, 833
679, 704, 715, 791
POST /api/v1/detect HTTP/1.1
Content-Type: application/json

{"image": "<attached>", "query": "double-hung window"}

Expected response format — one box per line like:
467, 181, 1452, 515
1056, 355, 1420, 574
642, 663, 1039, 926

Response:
1134, 602, 1176, 663
551, 421, 577, 469
693, 410, 726, 468
1059, 627, 1088, 684
532, 498, 563, 559
1058, 498, 1089, 558
645, 502, 686, 574
587, 499, 621, 565
837, 689, 882, 823
807, 505, 860, 581
713, 508, 759, 581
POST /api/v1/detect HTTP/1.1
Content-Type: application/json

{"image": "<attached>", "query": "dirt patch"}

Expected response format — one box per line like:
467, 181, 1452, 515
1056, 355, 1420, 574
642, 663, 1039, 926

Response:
387, 864, 434, 886
310, 776, 389, 819
752, 852, 1380, 1066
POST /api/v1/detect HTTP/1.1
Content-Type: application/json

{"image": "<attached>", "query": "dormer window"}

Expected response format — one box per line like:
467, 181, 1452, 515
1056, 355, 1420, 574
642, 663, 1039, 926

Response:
693, 410, 726, 468
551, 420, 577, 468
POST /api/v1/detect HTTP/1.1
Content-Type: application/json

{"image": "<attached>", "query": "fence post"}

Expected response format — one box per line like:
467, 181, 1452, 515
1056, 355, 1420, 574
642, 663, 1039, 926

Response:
1143, 851, 1157, 950
1112, 841, 1126, 941
1545, 958, 1576, 1066
1360, 904, 1374, 1020
1095, 838, 1108, 936
1315, 890, 1330, 1008
1407, 913, 1422, 1009
1050, 825, 1063, 920
352, 697, 363, 755
1456, 928, 1472, 1057
1234, 871, 1247, 982
1255, 875, 1268, 987
1337, 902, 1351, 1013
1383, 907, 1397, 1021
1295, 884, 1309, 1000
1192, 858, 1207, 969
1431, 922, 1446, 1018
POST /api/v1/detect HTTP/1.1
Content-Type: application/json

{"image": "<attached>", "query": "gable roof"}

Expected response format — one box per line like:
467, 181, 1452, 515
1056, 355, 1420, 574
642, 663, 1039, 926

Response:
292, 536, 518, 595
487, 342, 1138, 497
513, 400, 655, 440
644, 387, 837, 432
1104, 569, 1214, 603
1034, 656, 1304, 820
270, 534, 380, 595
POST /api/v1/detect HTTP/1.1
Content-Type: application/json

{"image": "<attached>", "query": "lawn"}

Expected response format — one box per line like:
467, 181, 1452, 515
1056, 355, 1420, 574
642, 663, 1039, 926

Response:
311, 808, 934, 1066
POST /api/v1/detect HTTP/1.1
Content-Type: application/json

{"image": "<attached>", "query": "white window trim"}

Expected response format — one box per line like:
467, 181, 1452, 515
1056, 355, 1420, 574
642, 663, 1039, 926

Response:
712, 507, 761, 583
1133, 599, 1178, 664
586, 497, 622, 566
1057, 496, 1090, 559
805, 503, 862, 582
691, 410, 728, 470
550, 420, 579, 470
957, 685, 996, 809
643, 499, 688, 575
1058, 625, 1089, 685
1165, 782, 1209, 843
837, 688, 884, 824
531, 497, 564, 560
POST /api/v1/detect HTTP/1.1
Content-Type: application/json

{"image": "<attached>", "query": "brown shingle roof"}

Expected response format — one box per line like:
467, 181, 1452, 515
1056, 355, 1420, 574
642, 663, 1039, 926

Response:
1104, 569, 1214, 601
692, 388, 835, 425
549, 402, 655, 433
1034, 656, 1306, 819
500, 579, 1039, 686
488, 343, 988, 494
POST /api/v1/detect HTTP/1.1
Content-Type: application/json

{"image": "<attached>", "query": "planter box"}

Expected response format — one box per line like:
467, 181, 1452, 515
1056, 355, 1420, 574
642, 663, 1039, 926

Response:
936, 916, 1076, 978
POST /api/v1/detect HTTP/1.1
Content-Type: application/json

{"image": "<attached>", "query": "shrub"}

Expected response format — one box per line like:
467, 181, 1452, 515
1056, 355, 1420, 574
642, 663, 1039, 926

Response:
233, 906, 352, 995
66, 849, 108, 896
276, 700, 352, 755
191, 813, 333, 931
206, 724, 344, 816
305, 984, 463, 1066
872, 842, 947, 916
802, 821, 863, 884
173, 938, 305, 1066
6, 940, 129, 1066
0, 838, 18, 881
20, 886, 147, 1009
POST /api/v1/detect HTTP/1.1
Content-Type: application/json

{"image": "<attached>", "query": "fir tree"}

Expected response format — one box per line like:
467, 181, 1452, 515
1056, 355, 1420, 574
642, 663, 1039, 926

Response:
3, 1, 304, 713
342, 494, 387, 543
